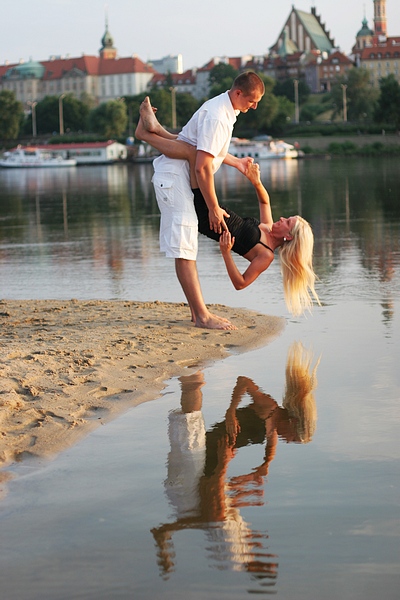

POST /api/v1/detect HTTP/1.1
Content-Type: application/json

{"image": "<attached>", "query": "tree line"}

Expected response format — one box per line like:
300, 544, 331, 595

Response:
1, 63, 399, 142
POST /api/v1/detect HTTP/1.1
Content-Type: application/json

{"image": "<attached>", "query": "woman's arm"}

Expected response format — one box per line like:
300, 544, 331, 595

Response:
219, 232, 273, 290
243, 163, 274, 227
254, 181, 273, 227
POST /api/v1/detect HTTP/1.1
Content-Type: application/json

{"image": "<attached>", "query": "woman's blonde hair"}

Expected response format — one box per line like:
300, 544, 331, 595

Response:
279, 216, 320, 316
282, 342, 320, 443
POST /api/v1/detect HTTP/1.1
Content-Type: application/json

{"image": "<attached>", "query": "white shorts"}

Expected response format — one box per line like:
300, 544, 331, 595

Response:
152, 164, 198, 260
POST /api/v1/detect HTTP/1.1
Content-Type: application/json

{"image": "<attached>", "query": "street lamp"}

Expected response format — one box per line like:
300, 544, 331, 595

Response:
294, 79, 299, 124
341, 84, 348, 122
59, 93, 66, 135
27, 100, 37, 137
170, 86, 177, 130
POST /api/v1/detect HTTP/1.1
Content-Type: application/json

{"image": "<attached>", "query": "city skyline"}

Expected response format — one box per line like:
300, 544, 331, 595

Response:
3, 0, 400, 71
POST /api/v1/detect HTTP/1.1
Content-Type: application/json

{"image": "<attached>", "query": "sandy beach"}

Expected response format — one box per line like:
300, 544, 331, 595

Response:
0, 299, 284, 474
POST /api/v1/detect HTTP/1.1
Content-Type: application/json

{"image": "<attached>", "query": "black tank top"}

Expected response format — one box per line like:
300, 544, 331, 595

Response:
193, 188, 273, 257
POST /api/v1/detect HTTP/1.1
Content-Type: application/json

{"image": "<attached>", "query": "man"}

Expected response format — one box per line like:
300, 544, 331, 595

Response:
140, 71, 265, 329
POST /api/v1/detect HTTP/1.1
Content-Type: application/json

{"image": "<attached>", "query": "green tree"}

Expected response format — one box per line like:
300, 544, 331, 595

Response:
270, 95, 295, 132
235, 76, 281, 136
331, 68, 378, 121
374, 74, 400, 129
32, 96, 59, 133
176, 93, 200, 128
0, 90, 24, 139
273, 78, 310, 104
209, 63, 239, 97
89, 100, 128, 138
80, 91, 97, 111
26, 94, 90, 134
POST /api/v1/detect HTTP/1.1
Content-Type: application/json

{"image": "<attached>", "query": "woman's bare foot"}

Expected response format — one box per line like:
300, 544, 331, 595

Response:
245, 162, 262, 186
195, 312, 237, 330
134, 117, 147, 141
139, 96, 160, 133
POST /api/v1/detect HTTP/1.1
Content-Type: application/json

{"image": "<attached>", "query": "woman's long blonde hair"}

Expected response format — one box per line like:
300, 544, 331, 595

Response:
282, 341, 320, 443
279, 216, 320, 316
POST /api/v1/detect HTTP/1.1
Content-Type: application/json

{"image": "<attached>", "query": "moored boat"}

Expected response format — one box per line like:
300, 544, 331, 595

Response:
229, 137, 301, 160
0, 146, 77, 168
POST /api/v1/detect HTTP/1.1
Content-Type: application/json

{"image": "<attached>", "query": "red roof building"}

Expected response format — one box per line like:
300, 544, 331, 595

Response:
0, 22, 156, 108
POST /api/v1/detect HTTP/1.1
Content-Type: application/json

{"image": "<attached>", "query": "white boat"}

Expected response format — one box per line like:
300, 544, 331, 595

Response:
229, 137, 300, 160
0, 146, 77, 168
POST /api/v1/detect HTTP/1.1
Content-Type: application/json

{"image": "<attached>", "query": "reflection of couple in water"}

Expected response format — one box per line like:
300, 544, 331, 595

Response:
151, 342, 320, 587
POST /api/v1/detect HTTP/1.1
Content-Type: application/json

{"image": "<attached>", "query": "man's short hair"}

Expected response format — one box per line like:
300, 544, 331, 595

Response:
231, 71, 265, 96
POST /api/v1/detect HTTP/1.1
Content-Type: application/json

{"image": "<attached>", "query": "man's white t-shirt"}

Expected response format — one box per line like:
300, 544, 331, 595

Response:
153, 91, 239, 175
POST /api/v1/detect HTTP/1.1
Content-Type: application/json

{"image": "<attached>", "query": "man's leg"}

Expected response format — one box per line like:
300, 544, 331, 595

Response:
175, 259, 236, 330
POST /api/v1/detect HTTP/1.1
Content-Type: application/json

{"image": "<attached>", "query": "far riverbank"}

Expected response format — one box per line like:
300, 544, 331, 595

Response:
284, 132, 400, 154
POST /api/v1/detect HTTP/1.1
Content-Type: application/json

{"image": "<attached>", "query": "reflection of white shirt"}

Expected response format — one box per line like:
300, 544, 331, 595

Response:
205, 492, 253, 570
164, 409, 206, 516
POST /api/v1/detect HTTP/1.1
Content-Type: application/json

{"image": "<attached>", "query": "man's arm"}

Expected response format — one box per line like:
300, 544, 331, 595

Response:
195, 150, 229, 232
223, 153, 254, 174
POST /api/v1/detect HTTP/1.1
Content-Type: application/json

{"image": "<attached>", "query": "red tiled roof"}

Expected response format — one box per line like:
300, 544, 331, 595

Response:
360, 37, 400, 59
322, 50, 353, 65
197, 57, 245, 72
41, 56, 100, 80
0, 62, 18, 77
98, 56, 156, 75
2, 54, 156, 82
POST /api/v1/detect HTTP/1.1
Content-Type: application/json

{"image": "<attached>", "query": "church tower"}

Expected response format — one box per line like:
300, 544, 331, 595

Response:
373, 0, 387, 37
100, 15, 117, 59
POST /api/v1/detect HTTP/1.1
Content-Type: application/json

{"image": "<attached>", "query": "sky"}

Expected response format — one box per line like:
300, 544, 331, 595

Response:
2, 0, 400, 71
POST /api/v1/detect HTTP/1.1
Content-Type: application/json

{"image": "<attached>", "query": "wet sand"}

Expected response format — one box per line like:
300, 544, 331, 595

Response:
0, 299, 284, 472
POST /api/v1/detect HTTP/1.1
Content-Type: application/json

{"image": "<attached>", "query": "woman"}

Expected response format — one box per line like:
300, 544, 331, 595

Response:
136, 98, 320, 316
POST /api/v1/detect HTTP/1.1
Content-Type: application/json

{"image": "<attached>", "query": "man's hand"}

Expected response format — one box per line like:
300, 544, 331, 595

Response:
209, 207, 230, 233
236, 156, 254, 175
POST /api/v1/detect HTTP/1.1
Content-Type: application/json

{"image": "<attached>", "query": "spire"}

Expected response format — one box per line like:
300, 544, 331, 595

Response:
100, 6, 117, 59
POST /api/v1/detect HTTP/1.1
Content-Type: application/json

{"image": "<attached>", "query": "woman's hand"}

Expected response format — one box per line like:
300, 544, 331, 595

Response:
236, 156, 254, 175
219, 230, 235, 254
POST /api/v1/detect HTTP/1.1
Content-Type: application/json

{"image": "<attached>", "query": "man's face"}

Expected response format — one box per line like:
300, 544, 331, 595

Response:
233, 89, 264, 113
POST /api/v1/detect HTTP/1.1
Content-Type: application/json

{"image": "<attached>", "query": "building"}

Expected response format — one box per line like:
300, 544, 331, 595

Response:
358, 38, 400, 87
149, 55, 183, 75
0, 20, 156, 109
270, 7, 335, 58
150, 69, 198, 97
33, 141, 127, 164
148, 55, 254, 100
305, 50, 354, 93
352, 0, 400, 87
259, 7, 337, 83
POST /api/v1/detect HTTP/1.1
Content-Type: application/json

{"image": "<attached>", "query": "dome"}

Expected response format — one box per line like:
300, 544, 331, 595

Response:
4, 59, 45, 79
100, 22, 115, 50
357, 17, 374, 38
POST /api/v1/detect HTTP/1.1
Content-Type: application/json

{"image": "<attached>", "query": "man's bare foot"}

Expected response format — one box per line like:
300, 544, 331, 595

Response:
245, 162, 262, 186
195, 313, 237, 330
140, 96, 160, 133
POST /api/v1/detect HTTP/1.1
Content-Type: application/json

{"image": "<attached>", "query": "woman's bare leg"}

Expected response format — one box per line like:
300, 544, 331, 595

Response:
138, 96, 177, 139
135, 98, 198, 187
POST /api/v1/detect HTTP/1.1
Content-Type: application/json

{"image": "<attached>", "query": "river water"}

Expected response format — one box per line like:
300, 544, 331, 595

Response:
0, 157, 399, 599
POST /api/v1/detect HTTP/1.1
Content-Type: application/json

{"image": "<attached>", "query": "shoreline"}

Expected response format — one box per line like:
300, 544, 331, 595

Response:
0, 299, 285, 474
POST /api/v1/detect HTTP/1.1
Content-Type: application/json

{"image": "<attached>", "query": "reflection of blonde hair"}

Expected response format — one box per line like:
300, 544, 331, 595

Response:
279, 216, 320, 316
282, 342, 320, 443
